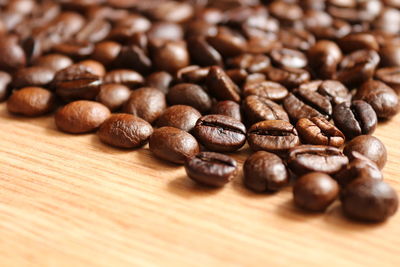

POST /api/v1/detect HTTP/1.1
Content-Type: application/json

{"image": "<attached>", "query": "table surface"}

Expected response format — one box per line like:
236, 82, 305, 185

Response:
0, 102, 399, 267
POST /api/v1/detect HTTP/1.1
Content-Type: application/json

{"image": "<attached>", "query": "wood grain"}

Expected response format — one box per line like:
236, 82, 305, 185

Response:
0, 102, 399, 267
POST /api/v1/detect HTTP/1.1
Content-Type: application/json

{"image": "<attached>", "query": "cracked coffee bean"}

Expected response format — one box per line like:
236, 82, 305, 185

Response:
296, 117, 345, 147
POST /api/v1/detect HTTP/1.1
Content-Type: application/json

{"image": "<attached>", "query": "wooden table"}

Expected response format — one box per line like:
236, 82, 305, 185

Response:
0, 102, 399, 266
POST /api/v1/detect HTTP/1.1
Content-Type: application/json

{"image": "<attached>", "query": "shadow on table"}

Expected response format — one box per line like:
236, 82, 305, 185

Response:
166, 176, 222, 198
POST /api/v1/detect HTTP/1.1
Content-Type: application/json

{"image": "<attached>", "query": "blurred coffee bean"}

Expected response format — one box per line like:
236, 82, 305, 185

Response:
0, 35, 26, 72
92, 41, 121, 65
0, 71, 11, 101
375, 67, 400, 93
270, 48, 307, 69
96, 84, 131, 111
33, 53, 73, 72
210, 100, 242, 121
152, 41, 190, 74
243, 81, 288, 102
167, 83, 212, 113
243, 95, 289, 125
7, 87, 55, 116
344, 135, 387, 169
263, 67, 310, 89
145, 71, 173, 94
156, 105, 201, 132
103, 69, 144, 89
206, 66, 241, 102
12, 66, 55, 88
307, 40, 342, 79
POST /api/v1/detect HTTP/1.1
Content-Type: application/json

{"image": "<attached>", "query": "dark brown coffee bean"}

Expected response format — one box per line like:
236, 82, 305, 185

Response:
207, 30, 247, 58
293, 172, 339, 212
270, 48, 308, 69
263, 67, 310, 89
375, 67, 400, 94
7, 87, 55, 116
283, 93, 325, 122
75, 18, 111, 43
226, 69, 248, 85
53, 64, 102, 102
78, 60, 106, 77
156, 105, 201, 132
338, 33, 379, 53
307, 41, 342, 79
247, 120, 299, 154
313, 80, 351, 106
123, 87, 166, 124
278, 28, 316, 52
167, 83, 212, 113
206, 66, 241, 103
288, 145, 349, 175
145, 71, 173, 94
146, 1, 193, 23
333, 100, 377, 140
296, 117, 345, 147
0, 71, 11, 102
113, 45, 152, 74
269, 1, 303, 23
12, 66, 55, 88
33, 54, 73, 72
337, 49, 380, 86
152, 41, 189, 74
341, 178, 398, 222
185, 152, 238, 187
210, 100, 242, 121
177, 66, 210, 84
354, 80, 399, 120
243, 81, 288, 102
344, 135, 387, 169
243, 151, 289, 192
98, 114, 153, 149
52, 40, 94, 60
380, 44, 400, 67
149, 126, 200, 164
0, 35, 26, 72
187, 36, 223, 67
186, 20, 218, 38
103, 69, 144, 89
193, 114, 246, 152
227, 54, 271, 74
243, 95, 289, 125
92, 41, 121, 65
95, 84, 131, 111
55, 100, 110, 134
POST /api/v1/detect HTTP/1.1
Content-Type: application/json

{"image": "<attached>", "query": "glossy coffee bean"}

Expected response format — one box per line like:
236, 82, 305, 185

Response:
206, 66, 241, 103
0, 71, 11, 101
145, 71, 173, 94
98, 114, 153, 149
7, 87, 55, 116
0, 35, 26, 72
247, 120, 300, 154
33, 54, 73, 72
210, 100, 242, 121
338, 33, 379, 53
375, 67, 400, 94
308, 41, 342, 79
207, 30, 247, 58
156, 105, 201, 132
354, 80, 399, 120
341, 178, 398, 222
177, 66, 209, 84
263, 67, 310, 89
152, 41, 190, 74
167, 83, 212, 113
92, 41, 121, 65
95, 84, 131, 111
149, 127, 200, 164
344, 135, 387, 169
296, 117, 345, 147
193, 114, 246, 153
379, 44, 400, 67
187, 36, 223, 67
243, 95, 289, 125
312, 80, 351, 106
243, 151, 289, 192
103, 69, 144, 89
185, 152, 238, 187
293, 172, 339, 212
243, 81, 288, 102
12, 66, 55, 88
270, 48, 307, 69
55, 100, 110, 134
123, 87, 166, 124
288, 145, 349, 175
333, 100, 377, 139
78, 60, 106, 77
283, 93, 325, 122
227, 54, 271, 74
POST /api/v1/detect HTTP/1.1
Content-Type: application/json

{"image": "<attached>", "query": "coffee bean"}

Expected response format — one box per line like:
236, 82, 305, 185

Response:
375, 67, 400, 94
296, 117, 345, 147
149, 126, 200, 164
313, 80, 351, 106
0, 35, 26, 72
95, 84, 131, 111
55, 100, 110, 134
206, 66, 241, 103
177, 66, 210, 84
98, 114, 153, 148
243, 81, 288, 102
227, 54, 271, 74
147, 22, 184, 42
185, 152, 238, 187
288, 145, 349, 175
193, 114, 246, 152
113, 45, 152, 74
333, 100, 377, 139
210, 100, 242, 121
167, 83, 212, 113
263, 67, 310, 89
247, 120, 299, 154
270, 48, 308, 69
92, 41, 121, 65
156, 105, 201, 132
307, 41, 342, 79
243, 95, 289, 125
12, 66, 55, 88
283, 93, 325, 122
311, 19, 351, 40
278, 28, 316, 51
243, 151, 289, 192
207, 30, 247, 58
341, 178, 398, 222
146, 1, 193, 23
293, 172, 339, 212
7, 87, 55, 116
187, 36, 223, 67
152, 40, 190, 74
343, 135, 387, 169
33, 53, 73, 72
123, 87, 166, 124
0, 71, 11, 102
75, 18, 111, 43
338, 33, 379, 53
145, 71, 173, 94
354, 80, 399, 120
269, 1, 303, 23
379, 44, 400, 67
78, 60, 106, 77
103, 69, 144, 89
52, 40, 94, 59
225, 68, 248, 85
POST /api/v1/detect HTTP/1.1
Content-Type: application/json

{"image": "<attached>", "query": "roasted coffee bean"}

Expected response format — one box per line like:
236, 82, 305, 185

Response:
227, 54, 270, 74
379, 44, 400, 67
98, 114, 153, 149
344, 135, 387, 169
55, 100, 110, 134
338, 33, 379, 53
185, 152, 238, 187
269, 1, 303, 23
0, 35, 26, 72
53, 64, 102, 102
186, 20, 218, 38
288, 145, 349, 175
146, 1, 193, 23
296, 117, 345, 147
147, 22, 184, 42
145, 71, 173, 94
247, 120, 299, 154
75, 18, 111, 43
278, 28, 316, 52
333, 100, 377, 139
78, 60, 106, 77
152, 41, 190, 74
178, 66, 210, 84
354, 80, 399, 120
92, 41, 121, 65
341, 178, 398, 222
33, 54, 73, 72
243, 81, 288, 102
207, 30, 247, 58
263, 67, 310, 89
7, 87, 55, 116
193, 114, 246, 152
243, 95, 289, 125
226, 69, 248, 85
0, 71, 11, 101
103, 69, 144, 89
187, 36, 223, 67
307, 41, 342, 79
113, 45, 152, 74
270, 48, 307, 69
312, 80, 351, 106
123, 87, 166, 124
293, 172, 339, 212
149, 126, 200, 164
167, 83, 212, 113
95, 84, 131, 111
243, 151, 289, 192
210, 100, 242, 121
335, 151, 382, 187
52, 41, 94, 59
375, 67, 400, 94
206, 66, 241, 103
337, 49, 380, 86
283, 93, 325, 122
156, 105, 201, 132
12, 66, 55, 88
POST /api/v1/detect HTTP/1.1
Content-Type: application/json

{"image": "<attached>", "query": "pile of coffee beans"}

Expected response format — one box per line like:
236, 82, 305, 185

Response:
1, 0, 399, 223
